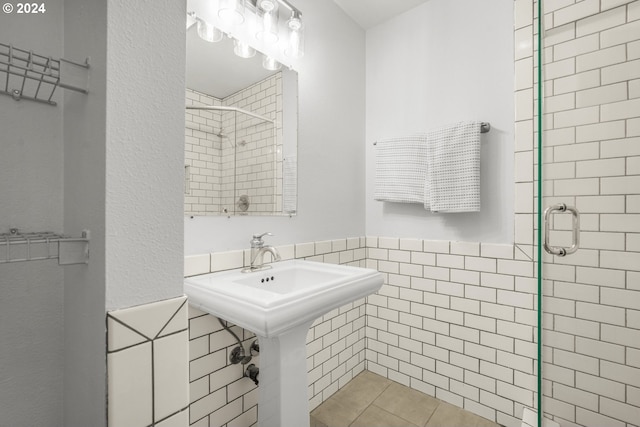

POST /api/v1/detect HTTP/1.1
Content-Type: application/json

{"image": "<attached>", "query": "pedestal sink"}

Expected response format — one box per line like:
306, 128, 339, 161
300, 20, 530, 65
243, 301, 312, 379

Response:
185, 259, 384, 427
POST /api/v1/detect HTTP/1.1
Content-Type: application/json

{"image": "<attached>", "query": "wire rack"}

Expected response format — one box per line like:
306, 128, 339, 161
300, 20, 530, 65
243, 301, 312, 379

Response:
0, 42, 89, 106
0, 229, 90, 265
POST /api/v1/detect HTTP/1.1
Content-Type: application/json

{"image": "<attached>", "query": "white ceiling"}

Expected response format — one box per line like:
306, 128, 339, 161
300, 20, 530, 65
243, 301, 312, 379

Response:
332, 0, 430, 29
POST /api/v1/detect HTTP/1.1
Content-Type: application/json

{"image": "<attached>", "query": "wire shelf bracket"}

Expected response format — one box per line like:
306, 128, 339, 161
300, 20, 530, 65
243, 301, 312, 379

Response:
0, 42, 89, 106
1, 229, 90, 265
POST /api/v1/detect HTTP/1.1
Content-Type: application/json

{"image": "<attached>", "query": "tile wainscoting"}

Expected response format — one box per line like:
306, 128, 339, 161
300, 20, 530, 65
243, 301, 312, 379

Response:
184, 236, 538, 427
107, 296, 190, 427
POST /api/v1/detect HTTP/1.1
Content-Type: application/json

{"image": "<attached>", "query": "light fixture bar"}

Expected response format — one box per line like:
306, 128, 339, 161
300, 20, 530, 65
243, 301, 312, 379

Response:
188, 0, 304, 70
274, 0, 301, 17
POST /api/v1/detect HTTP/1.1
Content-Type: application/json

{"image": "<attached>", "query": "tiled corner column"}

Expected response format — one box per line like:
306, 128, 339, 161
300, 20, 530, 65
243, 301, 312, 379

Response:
107, 296, 190, 427
185, 237, 368, 427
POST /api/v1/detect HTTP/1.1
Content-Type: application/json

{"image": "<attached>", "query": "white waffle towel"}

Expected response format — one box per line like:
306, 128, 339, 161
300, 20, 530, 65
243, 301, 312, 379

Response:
374, 135, 428, 204
424, 121, 481, 212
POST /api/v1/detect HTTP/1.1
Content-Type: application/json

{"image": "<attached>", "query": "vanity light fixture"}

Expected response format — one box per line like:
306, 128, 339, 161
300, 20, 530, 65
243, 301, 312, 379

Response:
189, 0, 304, 70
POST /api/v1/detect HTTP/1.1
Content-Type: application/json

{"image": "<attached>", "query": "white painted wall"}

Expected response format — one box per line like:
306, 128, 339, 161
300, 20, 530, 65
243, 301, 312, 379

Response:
184, 0, 367, 254
365, 0, 515, 243
103, 0, 186, 310
0, 2, 64, 425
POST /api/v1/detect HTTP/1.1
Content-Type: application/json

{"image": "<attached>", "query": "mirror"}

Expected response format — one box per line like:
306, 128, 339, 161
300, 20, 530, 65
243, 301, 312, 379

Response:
184, 26, 298, 217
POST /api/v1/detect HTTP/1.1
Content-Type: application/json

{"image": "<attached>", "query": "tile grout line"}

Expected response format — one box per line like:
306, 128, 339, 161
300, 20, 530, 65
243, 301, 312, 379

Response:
347, 379, 393, 427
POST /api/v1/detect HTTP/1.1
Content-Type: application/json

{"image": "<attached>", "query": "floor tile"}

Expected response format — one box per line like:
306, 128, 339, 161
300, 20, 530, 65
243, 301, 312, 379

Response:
311, 396, 362, 427
351, 405, 419, 427
373, 382, 440, 426
330, 371, 392, 413
425, 402, 500, 427
310, 371, 392, 427
312, 371, 503, 427
310, 414, 329, 427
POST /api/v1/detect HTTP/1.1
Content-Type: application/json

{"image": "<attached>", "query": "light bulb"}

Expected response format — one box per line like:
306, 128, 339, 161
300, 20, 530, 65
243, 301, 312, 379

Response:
218, 0, 245, 25
196, 18, 223, 43
233, 39, 256, 58
256, 8, 279, 45
285, 14, 304, 58
258, 0, 277, 12
288, 16, 302, 31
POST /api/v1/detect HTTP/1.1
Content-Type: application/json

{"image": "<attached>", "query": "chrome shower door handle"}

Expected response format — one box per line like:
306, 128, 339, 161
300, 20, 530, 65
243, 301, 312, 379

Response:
543, 203, 580, 257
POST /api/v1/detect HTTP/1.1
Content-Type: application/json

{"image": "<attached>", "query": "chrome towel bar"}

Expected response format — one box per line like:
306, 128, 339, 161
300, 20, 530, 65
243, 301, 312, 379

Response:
373, 122, 490, 145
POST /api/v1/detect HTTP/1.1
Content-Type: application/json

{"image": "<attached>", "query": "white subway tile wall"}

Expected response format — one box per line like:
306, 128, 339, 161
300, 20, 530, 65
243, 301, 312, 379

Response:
530, 0, 640, 426
185, 72, 283, 216
188, 237, 541, 427
223, 74, 283, 214
185, 89, 223, 216
366, 237, 536, 427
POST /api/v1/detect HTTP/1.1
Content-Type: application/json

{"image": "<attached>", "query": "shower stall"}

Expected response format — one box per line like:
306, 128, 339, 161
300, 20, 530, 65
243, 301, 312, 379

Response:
532, 1, 640, 425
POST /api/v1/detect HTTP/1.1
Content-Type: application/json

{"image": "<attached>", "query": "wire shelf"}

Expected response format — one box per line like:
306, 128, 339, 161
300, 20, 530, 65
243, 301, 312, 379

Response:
0, 229, 90, 265
0, 42, 89, 106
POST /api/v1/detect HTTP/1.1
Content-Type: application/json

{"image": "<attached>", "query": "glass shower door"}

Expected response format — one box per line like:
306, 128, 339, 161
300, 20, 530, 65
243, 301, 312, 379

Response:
538, 1, 640, 426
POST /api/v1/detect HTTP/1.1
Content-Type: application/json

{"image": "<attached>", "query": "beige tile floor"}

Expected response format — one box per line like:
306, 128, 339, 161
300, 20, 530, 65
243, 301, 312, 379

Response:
310, 371, 502, 427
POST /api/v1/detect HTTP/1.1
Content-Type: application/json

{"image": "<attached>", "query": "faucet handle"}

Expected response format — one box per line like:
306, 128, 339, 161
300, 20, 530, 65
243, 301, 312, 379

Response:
250, 232, 272, 247
253, 232, 273, 240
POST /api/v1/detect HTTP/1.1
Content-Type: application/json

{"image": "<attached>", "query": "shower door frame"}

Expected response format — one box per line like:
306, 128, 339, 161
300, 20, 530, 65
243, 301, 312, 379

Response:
535, 1, 640, 426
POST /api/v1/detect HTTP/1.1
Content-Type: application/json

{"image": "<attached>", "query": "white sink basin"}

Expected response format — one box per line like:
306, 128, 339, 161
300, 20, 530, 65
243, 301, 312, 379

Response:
184, 259, 383, 338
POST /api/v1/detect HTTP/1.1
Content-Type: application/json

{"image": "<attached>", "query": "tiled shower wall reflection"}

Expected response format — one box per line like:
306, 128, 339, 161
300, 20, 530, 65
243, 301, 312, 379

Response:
223, 73, 283, 214
185, 72, 283, 216
185, 89, 223, 216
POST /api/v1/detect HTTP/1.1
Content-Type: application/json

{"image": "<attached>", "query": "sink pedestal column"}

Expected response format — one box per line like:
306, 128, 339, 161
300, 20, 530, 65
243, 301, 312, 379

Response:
257, 320, 314, 427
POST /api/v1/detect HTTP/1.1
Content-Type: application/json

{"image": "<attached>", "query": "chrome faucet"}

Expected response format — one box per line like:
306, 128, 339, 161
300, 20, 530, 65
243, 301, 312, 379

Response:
243, 232, 281, 273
